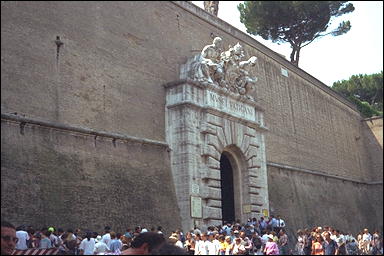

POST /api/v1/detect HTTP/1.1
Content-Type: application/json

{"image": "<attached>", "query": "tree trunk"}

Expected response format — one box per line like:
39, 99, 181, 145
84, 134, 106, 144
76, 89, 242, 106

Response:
290, 45, 300, 66
204, 1, 219, 16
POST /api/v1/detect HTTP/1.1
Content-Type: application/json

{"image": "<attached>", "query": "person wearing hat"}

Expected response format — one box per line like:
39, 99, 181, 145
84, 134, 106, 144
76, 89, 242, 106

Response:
231, 237, 246, 255
94, 235, 109, 255
263, 234, 279, 255
169, 233, 183, 249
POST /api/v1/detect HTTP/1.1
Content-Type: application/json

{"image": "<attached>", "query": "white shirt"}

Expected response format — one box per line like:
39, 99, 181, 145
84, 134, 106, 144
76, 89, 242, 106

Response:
232, 243, 245, 255
101, 233, 111, 247
194, 240, 207, 255
277, 219, 286, 228
363, 233, 372, 242
94, 241, 109, 254
175, 240, 184, 248
79, 238, 95, 255
213, 239, 221, 255
261, 234, 269, 244
206, 240, 217, 255
15, 230, 30, 250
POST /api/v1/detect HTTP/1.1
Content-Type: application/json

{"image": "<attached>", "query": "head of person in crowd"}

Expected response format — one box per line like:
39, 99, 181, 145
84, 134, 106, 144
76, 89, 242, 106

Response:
297, 229, 303, 237
267, 234, 274, 242
324, 231, 332, 242
315, 234, 323, 243
57, 228, 64, 236
168, 233, 179, 245
135, 226, 142, 233
240, 231, 246, 239
110, 231, 116, 240
235, 237, 242, 245
234, 230, 240, 238
363, 228, 369, 234
225, 236, 231, 244
92, 231, 98, 239
85, 231, 92, 241
194, 233, 201, 241
208, 232, 214, 241
121, 232, 165, 255
96, 235, 102, 243
105, 226, 111, 234
201, 232, 208, 241
150, 242, 187, 255
279, 229, 285, 236
157, 226, 162, 234
1, 221, 18, 255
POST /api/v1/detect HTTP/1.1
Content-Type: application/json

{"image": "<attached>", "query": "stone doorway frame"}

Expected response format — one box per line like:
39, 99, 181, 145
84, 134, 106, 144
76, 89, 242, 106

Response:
164, 79, 269, 231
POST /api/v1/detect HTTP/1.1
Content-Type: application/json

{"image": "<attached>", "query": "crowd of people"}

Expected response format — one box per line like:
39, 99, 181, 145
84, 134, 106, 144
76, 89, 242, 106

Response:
1, 215, 383, 255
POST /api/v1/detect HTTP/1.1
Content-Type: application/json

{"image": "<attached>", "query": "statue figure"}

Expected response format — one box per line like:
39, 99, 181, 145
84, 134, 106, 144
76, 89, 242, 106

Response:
185, 37, 258, 100
188, 37, 225, 86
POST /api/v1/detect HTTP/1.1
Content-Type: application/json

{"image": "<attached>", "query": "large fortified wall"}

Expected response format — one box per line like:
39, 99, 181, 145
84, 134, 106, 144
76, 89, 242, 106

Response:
1, 1, 382, 234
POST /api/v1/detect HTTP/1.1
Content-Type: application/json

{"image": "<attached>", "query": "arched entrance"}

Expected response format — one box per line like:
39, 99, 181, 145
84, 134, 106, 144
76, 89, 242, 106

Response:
220, 153, 235, 224
219, 146, 248, 225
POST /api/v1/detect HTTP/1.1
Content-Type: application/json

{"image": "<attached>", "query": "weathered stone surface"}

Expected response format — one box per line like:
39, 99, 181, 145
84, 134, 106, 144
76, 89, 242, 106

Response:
1, 120, 181, 233
165, 80, 268, 231
1, 1, 382, 236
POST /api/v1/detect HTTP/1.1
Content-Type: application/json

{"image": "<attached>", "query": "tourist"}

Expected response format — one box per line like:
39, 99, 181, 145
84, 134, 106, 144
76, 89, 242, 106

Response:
184, 232, 195, 255
94, 235, 109, 255
334, 229, 346, 255
295, 229, 306, 255
15, 225, 29, 251
109, 232, 123, 253
311, 234, 324, 255
151, 242, 188, 255
231, 237, 246, 255
346, 237, 359, 255
78, 231, 95, 255
101, 226, 112, 247
276, 215, 286, 233
169, 233, 183, 249
278, 229, 289, 255
322, 231, 337, 255
251, 232, 263, 255
39, 230, 52, 249
240, 231, 252, 254
120, 232, 165, 255
1, 221, 18, 255
206, 232, 217, 255
64, 229, 77, 254
258, 217, 267, 232
263, 234, 279, 255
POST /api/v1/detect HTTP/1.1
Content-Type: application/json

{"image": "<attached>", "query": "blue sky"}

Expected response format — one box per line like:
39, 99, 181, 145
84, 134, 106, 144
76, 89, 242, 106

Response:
192, 1, 383, 87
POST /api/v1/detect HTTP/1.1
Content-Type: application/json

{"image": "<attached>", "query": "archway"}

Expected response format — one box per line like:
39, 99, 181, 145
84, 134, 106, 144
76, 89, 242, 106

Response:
220, 152, 235, 224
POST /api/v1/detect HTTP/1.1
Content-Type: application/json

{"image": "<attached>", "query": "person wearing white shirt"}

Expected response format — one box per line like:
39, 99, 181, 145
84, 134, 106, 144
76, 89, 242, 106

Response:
94, 235, 109, 255
195, 233, 208, 255
101, 227, 111, 248
15, 228, 29, 250
79, 233, 95, 255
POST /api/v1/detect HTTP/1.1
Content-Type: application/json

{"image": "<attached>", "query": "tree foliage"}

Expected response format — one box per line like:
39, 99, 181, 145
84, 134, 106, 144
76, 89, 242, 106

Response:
332, 71, 383, 117
238, 1, 354, 66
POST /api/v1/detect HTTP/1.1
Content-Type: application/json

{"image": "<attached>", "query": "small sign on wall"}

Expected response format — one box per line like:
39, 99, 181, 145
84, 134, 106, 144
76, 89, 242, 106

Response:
243, 204, 251, 214
191, 196, 202, 218
281, 68, 289, 77
262, 209, 269, 217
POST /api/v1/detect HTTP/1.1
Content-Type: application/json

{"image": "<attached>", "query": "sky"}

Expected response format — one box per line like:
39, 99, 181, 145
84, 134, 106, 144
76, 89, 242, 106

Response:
191, 1, 383, 87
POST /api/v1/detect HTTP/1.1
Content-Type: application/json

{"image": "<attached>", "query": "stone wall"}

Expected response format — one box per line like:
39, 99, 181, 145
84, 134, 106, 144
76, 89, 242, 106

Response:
1, 118, 181, 233
1, 1, 382, 233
